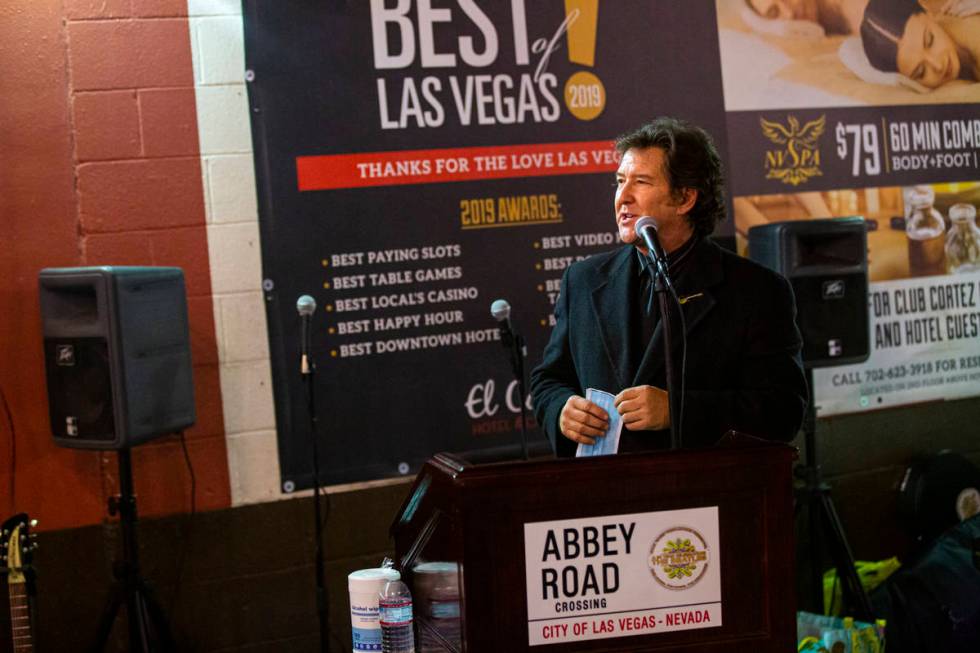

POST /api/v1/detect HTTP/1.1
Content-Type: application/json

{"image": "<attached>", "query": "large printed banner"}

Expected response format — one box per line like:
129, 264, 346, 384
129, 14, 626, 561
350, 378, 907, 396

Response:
242, 1, 729, 488
814, 272, 980, 414
243, 0, 980, 489
714, 0, 980, 416
727, 106, 980, 195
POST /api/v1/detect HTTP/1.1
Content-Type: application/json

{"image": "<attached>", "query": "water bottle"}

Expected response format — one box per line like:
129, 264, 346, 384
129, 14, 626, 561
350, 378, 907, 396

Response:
378, 579, 415, 653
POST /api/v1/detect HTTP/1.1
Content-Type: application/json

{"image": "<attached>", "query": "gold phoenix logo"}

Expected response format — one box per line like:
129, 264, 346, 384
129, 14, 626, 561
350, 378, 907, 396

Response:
760, 115, 825, 186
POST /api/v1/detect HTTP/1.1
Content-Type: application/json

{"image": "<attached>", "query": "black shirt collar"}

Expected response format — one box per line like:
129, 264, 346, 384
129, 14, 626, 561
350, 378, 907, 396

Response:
635, 233, 700, 278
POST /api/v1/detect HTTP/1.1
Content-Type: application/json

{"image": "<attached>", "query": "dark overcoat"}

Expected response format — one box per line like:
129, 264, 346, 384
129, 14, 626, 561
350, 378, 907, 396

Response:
530, 238, 808, 457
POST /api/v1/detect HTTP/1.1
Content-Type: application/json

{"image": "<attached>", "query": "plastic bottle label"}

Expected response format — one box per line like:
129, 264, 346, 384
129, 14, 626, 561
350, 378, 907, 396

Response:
379, 599, 413, 626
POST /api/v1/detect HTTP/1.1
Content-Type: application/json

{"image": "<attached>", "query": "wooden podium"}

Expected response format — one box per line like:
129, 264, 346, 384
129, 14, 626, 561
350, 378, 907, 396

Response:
390, 434, 797, 652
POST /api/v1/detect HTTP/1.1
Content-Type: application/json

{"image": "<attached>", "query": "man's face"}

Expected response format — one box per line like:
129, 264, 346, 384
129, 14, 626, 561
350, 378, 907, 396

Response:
747, 0, 818, 21
614, 147, 691, 247
897, 13, 960, 89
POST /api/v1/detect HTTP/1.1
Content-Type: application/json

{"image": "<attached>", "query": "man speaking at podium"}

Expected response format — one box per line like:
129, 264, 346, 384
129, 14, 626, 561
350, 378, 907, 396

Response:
530, 117, 808, 457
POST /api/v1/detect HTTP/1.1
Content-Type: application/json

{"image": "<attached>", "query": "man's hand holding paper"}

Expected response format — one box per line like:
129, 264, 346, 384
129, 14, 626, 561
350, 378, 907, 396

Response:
574, 389, 624, 457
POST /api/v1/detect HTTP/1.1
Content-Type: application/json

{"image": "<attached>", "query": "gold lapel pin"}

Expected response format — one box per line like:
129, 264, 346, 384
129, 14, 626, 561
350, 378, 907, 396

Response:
678, 292, 704, 305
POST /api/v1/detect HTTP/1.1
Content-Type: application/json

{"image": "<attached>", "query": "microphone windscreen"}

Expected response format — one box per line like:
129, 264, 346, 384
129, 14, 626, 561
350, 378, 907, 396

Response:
634, 216, 657, 236
490, 299, 511, 321
296, 294, 317, 316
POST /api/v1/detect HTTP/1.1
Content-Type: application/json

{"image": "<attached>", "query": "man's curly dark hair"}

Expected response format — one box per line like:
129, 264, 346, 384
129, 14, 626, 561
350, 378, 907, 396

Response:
615, 117, 727, 238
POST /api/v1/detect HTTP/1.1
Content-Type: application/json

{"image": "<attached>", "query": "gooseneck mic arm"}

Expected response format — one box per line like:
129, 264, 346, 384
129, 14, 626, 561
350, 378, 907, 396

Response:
491, 299, 529, 460
633, 217, 683, 450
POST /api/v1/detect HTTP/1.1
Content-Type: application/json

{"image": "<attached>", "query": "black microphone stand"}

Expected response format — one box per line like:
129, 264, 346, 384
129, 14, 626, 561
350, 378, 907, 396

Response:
646, 252, 681, 450
90, 448, 175, 653
507, 332, 530, 460
301, 322, 330, 653
798, 367, 873, 620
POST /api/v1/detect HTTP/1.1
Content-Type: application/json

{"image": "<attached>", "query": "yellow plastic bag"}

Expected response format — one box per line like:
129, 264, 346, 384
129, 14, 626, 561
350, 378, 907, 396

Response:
823, 557, 901, 615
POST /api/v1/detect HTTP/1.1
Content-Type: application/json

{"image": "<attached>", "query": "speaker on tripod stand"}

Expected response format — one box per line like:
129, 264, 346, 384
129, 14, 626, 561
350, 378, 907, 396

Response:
39, 266, 196, 652
749, 217, 875, 620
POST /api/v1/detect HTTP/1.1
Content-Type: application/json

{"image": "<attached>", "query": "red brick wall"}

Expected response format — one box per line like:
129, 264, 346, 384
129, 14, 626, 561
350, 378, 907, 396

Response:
0, 0, 231, 530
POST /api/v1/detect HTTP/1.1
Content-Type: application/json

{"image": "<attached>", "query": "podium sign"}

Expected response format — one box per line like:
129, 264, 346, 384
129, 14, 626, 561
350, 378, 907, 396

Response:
391, 435, 796, 652
524, 506, 722, 645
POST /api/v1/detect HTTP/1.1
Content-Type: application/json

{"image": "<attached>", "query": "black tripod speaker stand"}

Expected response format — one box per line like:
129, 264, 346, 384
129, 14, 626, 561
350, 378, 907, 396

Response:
90, 449, 174, 653
797, 367, 873, 621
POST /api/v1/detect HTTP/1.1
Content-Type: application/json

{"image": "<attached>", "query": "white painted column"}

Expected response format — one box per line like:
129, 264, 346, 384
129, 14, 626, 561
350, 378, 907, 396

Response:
188, 0, 282, 505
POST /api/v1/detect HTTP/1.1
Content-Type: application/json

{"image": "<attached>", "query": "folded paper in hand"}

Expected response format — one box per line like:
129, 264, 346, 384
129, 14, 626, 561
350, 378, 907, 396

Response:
575, 388, 623, 457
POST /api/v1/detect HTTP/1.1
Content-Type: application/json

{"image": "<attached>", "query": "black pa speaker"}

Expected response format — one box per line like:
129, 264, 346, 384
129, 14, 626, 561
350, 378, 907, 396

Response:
39, 266, 196, 449
749, 217, 870, 368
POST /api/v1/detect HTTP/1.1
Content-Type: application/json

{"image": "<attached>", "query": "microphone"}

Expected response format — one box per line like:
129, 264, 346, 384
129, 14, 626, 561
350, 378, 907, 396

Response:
490, 298, 514, 347
633, 216, 667, 263
490, 298, 530, 460
297, 295, 316, 374
634, 216, 671, 285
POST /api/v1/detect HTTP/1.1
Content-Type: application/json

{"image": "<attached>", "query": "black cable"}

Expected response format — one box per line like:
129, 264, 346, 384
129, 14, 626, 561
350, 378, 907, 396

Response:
319, 486, 332, 530
0, 385, 16, 508
314, 481, 345, 651
178, 431, 197, 516
168, 431, 197, 618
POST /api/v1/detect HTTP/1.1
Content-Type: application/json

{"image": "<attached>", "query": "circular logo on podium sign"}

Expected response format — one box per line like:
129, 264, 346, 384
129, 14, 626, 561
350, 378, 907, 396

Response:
648, 527, 710, 590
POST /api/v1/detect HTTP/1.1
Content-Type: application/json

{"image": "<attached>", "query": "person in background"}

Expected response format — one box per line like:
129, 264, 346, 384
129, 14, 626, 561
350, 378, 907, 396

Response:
861, 0, 980, 88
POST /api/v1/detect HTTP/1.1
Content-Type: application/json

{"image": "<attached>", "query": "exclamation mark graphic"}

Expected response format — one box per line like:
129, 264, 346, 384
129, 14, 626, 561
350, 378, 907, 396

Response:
564, 0, 598, 66
563, 0, 605, 121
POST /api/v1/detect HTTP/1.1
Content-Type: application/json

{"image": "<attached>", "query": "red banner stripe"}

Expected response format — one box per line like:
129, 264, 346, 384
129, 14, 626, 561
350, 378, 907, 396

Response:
295, 140, 618, 191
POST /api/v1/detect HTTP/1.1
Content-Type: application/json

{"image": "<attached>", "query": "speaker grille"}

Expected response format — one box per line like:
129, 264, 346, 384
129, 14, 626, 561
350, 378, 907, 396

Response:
789, 274, 870, 366
748, 218, 870, 368
44, 338, 116, 444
